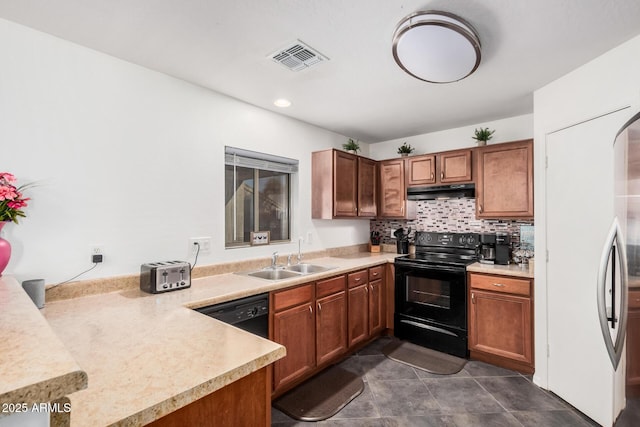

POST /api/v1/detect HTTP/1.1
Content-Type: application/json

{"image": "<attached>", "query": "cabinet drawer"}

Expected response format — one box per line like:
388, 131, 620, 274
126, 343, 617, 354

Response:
630, 290, 640, 309
369, 266, 383, 281
317, 275, 346, 298
469, 273, 530, 297
347, 270, 368, 288
272, 284, 313, 312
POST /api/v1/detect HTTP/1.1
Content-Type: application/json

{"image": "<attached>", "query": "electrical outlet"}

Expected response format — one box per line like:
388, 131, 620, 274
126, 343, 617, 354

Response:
390, 229, 396, 238
90, 245, 104, 263
306, 231, 313, 245
189, 237, 212, 255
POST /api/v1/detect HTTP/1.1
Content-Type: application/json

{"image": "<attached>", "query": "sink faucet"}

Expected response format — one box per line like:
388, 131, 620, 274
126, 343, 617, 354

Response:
297, 236, 303, 264
271, 251, 278, 269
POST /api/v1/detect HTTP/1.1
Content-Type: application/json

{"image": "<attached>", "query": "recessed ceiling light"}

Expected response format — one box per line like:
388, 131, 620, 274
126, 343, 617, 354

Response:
274, 99, 292, 108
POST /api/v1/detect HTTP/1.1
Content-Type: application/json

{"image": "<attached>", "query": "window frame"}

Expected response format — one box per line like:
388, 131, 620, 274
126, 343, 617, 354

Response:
225, 146, 298, 249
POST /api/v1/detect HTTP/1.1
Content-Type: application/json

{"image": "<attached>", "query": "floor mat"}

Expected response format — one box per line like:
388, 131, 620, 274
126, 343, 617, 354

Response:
272, 365, 364, 421
383, 340, 467, 375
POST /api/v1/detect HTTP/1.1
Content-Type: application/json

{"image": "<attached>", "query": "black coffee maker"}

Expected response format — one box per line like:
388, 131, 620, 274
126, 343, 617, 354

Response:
478, 233, 496, 264
495, 232, 511, 265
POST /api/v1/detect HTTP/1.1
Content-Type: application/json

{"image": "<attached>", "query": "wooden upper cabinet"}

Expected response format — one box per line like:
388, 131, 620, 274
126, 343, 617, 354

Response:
357, 157, 377, 217
476, 140, 533, 219
439, 149, 473, 183
312, 149, 376, 219
406, 155, 436, 186
379, 158, 411, 218
406, 149, 472, 186
334, 150, 358, 217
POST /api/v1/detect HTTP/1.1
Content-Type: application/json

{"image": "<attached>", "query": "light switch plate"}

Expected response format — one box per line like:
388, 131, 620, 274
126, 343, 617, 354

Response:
250, 231, 270, 245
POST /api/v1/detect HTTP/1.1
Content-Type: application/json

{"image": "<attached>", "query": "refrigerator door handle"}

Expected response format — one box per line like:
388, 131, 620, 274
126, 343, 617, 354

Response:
596, 218, 628, 370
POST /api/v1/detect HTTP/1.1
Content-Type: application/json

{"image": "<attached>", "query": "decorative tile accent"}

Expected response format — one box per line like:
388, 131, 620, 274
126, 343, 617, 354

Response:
371, 199, 534, 245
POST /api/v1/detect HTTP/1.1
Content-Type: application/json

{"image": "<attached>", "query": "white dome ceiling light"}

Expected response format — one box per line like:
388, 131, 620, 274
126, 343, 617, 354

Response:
392, 11, 482, 84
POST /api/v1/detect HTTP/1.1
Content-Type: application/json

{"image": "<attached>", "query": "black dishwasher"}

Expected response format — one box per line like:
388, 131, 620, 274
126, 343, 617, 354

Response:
194, 293, 269, 338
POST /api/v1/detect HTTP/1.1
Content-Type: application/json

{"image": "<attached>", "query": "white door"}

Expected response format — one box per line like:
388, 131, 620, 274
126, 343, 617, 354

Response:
546, 109, 629, 426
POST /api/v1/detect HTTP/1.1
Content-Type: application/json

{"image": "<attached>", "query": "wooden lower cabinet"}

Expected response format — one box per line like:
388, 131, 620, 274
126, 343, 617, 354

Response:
369, 278, 384, 335
271, 266, 388, 396
271, 286, 316, 393
628, 290, 640, 396
348, 283, 369, 347
468, 273, 534, 374
148, 366, 270, 427
316, 290, 347, 366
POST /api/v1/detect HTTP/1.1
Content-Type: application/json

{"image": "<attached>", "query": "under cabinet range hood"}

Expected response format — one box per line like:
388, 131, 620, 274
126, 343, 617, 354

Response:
407, 183, 475, 200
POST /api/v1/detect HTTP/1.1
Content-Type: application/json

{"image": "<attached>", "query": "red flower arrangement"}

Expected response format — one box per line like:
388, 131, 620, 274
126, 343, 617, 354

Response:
0, 172, 32, 224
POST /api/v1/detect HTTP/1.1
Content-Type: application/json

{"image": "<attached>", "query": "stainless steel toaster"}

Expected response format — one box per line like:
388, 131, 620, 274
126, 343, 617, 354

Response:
140, 261, 191, 294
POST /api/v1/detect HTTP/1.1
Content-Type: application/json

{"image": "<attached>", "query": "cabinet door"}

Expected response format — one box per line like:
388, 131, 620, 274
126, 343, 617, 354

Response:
476, 140, 533, 218
316, 291, 347, 366
469, 289, 532, 365
333, 150, 358, 217
406, 155, 436, 186
439, 149, 472, 183
272, 303, 316, 392
357, 157, 377, 217
378, 159, 407, 218
368, 279, 384, 335
348, 284, 369, 347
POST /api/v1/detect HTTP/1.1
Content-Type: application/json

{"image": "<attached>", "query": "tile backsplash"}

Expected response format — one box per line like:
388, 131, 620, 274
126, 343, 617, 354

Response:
371, 198, 534, 245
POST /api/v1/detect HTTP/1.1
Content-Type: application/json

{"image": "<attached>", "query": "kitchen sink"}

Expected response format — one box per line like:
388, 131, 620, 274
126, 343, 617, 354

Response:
286, 263, 333, 274
246, 269, 301, 281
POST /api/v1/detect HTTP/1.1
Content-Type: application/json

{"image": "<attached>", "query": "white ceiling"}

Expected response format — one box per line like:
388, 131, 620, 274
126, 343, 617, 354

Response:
1, 0, 640, 143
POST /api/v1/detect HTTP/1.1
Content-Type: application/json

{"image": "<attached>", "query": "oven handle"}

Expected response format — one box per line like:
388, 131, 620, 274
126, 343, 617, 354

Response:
394, 262, 466, 274
399, 319, 458, 337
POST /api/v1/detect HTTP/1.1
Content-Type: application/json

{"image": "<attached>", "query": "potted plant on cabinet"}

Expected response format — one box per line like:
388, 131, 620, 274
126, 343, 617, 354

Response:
472, 128, 495, 146
342, 138, 360, 154
397, 142, 415, 157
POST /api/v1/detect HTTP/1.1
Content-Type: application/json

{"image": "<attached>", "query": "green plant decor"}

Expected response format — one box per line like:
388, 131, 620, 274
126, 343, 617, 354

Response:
342, 138, 360, 153
397, 142, 415, 155
473, 128, 495, 144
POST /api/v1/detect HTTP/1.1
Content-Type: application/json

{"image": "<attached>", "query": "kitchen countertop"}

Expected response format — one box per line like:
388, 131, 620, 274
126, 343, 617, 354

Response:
466, 262, 535, 279
0, 276, 87, 409
6, 252, 397, 426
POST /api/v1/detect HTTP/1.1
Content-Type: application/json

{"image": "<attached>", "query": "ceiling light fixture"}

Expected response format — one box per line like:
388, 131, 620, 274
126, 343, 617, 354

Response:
274, 98, 292, 108
392, 10, 481, 84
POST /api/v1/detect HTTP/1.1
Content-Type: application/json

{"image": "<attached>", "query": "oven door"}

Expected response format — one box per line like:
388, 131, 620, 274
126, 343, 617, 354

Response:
395, 263, 467, 330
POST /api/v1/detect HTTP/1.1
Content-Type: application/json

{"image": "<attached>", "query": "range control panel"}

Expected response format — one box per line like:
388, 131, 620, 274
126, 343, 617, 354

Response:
140, 261, 191, 294
414, 232, 479, 249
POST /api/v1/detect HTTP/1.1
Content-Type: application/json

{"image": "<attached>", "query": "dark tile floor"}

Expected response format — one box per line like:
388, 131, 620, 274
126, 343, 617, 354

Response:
271, 337, 598, 427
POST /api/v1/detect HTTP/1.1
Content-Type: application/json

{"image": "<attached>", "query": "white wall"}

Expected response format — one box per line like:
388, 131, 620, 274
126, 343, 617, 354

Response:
0, 18, 371, 284
368, 114, 533, 160
533, 34, 640, 389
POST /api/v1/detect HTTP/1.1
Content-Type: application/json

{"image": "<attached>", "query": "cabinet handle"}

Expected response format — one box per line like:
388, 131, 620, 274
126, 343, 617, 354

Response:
441, 172, 444, 180
365, 286, 369, 293
355, 277, 361, 282
401, 205, 404, 214
471, 293, 475, 304
430, 172, 434, 180
355, 207, 357, 213
493, 283, 506, 288
317, 302, 322, 313
309, 306, 313, 315
479, 204, 483, 213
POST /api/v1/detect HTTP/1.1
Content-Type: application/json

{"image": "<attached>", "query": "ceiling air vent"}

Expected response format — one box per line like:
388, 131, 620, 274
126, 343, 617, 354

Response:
269, 40, 328, 71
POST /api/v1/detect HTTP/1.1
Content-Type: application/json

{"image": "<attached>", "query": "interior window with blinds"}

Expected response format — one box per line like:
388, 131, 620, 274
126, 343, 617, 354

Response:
225, 146, 298, 248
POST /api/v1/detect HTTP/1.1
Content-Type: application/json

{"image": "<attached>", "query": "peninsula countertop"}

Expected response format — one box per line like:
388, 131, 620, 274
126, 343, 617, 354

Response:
0, 276, 87, 412
37, 253, 398, 426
